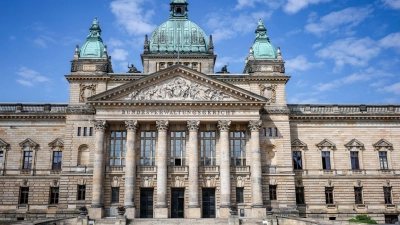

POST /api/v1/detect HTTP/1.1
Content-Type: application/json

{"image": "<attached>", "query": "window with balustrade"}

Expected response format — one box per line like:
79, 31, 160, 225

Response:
230, 131, 246, 166
140, 131, 156, 166
170, 131, 186, 166
200, 131, 216, 166
109, 131, 126, 166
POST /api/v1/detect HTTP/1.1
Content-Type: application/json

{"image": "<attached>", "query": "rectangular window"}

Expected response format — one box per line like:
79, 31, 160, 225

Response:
77, 127, 81, 136
140, 131, 156, 166
230, 131, 246, 166
52, 151, 62, 170
170, 131, 186, 166
23, 151, 33, 169
379, 152, 388, 169
19, 187, 29, 204
83, 127, 87, 136
295, 187, 305, 204
89, 127, 93, 136
200, 131, 216, 166
268, 128, 272, 137
325, 187, 334, 204
269, 185, 277, 200
110, 131, 126, 166
263, 128, 266, 136
384, 187, 392, 204
322, 151, 331, 170
50, 187, 59, 204
0, 151, 3, 169
77, 185, 86, 200
354, 187, 363, 204
111, 187, 120, 203
293, 151, 303, 170
236, 188, 244, 203
350, 151, 360, 170
274, 127, 278, 137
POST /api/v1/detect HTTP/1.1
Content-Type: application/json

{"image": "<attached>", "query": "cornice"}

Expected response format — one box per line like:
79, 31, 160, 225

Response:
90, 101, 265, 108
0, 115, 66, 119
289, 115, 400, 120
65, 75, 111, 81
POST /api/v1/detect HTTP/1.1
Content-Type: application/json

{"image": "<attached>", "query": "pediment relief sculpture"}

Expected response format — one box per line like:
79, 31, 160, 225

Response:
48, 138, 64, 149
236, 176, 245, 187
291, 139, 307, 150
344, 139, 364, 151
112, 176, 120, 187
0, 138, 10, 151
202, 175, 217, 187
140, 175, 156, 187
124, 77, 233, 101
173, 176, 185, 187
316, 139, 336, 151
19, 138, 39, 151
373, 139, 393, 151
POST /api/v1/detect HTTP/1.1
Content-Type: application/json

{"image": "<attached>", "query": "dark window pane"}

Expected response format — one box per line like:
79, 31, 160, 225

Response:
112, 187, 120, 203
236, 188, 244, 203
77, 127, 81, 136
354, 187, 363, 204
384, 187, 392, 204
296, 187, 305, 204
50, 187, 59, 204
77, 185, 86, 200
269, 185, 277, 200
325, 187, 334, 204
19, 187, 29, 204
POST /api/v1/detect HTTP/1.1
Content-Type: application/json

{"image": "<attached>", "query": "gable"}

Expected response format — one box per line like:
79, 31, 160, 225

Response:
373, 139, 393, 151
316, 139, 335, 150
345, 139, 364, 151
88, 65, 267, 103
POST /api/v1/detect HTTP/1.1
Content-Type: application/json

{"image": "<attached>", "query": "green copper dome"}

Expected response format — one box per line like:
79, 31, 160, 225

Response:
252, 19, 277, 59
79, 18, 105, 58
148, 0, 210, 54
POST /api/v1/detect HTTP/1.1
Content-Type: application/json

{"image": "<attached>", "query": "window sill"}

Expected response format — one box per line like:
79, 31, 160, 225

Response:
385, 204, 395, 209
326, 204, 336, 209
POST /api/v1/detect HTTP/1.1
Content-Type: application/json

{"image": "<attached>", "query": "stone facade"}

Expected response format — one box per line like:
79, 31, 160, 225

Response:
0, 2, 399, 224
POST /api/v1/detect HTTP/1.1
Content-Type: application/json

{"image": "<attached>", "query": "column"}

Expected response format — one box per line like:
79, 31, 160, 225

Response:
249, 120, 266, 218
218, 120, 231, 218
187, 120, 201, 218
155, 120, 169, 218
89, 120, 107, 219
124, 120, 139, 219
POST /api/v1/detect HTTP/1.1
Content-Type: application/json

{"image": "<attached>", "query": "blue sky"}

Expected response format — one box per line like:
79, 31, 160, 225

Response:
0, 0, 399, 104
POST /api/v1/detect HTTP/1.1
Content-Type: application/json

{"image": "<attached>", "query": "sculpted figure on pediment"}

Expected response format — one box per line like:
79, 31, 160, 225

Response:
124, 77, 231, 101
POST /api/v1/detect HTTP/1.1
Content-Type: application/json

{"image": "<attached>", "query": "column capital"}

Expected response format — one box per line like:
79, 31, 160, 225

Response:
156, 120, 169, 131
248, 120, 262, 132
94, 120, 108, 131
217, 120, 231, 132
125, 120, 139, 132
187, 120, 200, 132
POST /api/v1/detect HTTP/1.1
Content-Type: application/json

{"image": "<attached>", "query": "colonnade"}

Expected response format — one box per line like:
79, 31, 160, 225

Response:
89, 119, 264, 219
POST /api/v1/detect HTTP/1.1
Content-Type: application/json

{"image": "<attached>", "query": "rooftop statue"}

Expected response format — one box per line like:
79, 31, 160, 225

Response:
216, 63, 230, 74
127, 63, 141, 73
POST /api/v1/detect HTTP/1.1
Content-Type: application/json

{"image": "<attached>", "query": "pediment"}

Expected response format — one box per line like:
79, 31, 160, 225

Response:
344, 139, 364, 151
373, 139, 393, 151
316, 139, 336, 150
88, 65, 268, 103
49, 138, 64, 148
0, 138, 10, 150
19, 138, 39, 150
291, 139, 307, 148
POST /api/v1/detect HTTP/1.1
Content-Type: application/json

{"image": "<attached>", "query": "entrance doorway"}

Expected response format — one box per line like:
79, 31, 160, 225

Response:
202, 188, 216, 218
140, 188, 153, 218
385, 215, 399, 224
171, 188, 185, 218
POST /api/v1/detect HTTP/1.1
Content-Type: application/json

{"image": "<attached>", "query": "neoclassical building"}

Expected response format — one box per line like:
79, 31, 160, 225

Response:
0, 0, 399, 224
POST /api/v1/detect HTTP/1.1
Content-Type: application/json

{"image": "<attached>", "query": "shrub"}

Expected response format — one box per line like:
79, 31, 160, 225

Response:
348, 214, 377, 224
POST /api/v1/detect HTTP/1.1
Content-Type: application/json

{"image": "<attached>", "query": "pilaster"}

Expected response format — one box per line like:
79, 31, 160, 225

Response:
218, 120, 231, 218
187, 120, 201, 218
155, 120, 169, 218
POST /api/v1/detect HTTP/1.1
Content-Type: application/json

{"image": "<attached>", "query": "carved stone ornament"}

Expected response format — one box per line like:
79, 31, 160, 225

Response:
78, 179, 86, 186
19, 138, 39, 151
202, 175, 216, 187
385, 180, 391, 187
236, 176, 245, 187
125, 120, 139, 132
259, 84, 277, 103
248, 120, 262, 132
156, 120, 169, 131
22, 179, 28, 187
79, 84, 97, 103
94, 120, 108, 131
48, 138, 64, 149
345, 139, 365, 151
373, 139, 393, 151
51, 179, 58, 187
173, 176, 185, 187
217, 120, 231, 132
0, 138, 10, 151
269, 179, 278, 186
356, 180, 361, 187
71, 62, 83, 72
187, 120, 200, 132
66, 105, 96, 115
140, 175, 155, 187
327, 179, 333, 187
296, 180, 303, 187
112, 176, 120, 188
316, 139, 336, 151
124, 77, 232, 101
291, 139, 307, 150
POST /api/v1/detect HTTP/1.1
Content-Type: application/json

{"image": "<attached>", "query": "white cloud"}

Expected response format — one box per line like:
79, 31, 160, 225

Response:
284, 0, 332, 14
379, 32, 400, 49
32, 36, 56, 48
110, 0, 156, 36
379, 82, 400, 95
215, 55, 246, 71
316, 37, 380, 69
382, 0, 400, 10
305, 6, 373, 36
286, 29, 302, 36
15, 67, 49, 87
9, 36, 16, 41
235, 0, 284, 10
312, 42, 322, 49
288, 96, 321, 104
285, 55, 324, 73
107, 38, 124, 48
111, 49, 129, 61
205, 11, 272, 43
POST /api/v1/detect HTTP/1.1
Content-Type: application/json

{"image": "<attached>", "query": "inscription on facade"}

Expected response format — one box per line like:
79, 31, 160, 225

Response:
121, 109, 235, 115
